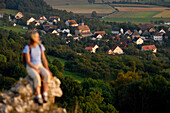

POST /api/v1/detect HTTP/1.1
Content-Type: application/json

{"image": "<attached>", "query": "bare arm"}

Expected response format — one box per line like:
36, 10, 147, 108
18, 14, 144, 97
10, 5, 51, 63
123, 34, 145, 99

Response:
41, 51, 49, 71
41, 51, 52, 76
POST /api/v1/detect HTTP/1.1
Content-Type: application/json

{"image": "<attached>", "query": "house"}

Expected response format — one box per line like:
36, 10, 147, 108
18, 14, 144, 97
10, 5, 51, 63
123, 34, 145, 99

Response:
125, 30, 132, 35
49, 16, 60, 22
139, 30, 143, 35
159, 29, 166, 34
27, 17, 35, 25
39, 16, 47, 24
94, 31, 106, 36
120, 28, 124, 34
65, 20, 78, 27
61, 29, 70, 33
51, 30, 59, 36
74, 36, 82, 41
15, 12, 23, 19
75, 21, 92, 37
149, 28, 156, 33
92, 34, 103, 40
107, 46, 124, 55
85, 44, 99, 53
142, 30, 150, 38
111, 29, 120, 34
43, 25, 57, 32
153, 32, 163, 41
0, 13, 4, 18
132, 30, 140, 39
34, 21, 40, 26
133, 37, 144, 45
141, 45, 157, 53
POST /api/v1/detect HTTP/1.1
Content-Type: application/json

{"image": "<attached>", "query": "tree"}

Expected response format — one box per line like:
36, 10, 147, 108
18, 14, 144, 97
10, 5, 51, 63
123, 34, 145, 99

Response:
91, 11, 97, 18
52, 58, 64, 73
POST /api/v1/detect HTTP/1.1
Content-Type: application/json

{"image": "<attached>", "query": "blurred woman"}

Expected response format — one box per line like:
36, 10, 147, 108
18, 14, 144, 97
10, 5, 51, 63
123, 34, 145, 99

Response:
23, 31, 52, 105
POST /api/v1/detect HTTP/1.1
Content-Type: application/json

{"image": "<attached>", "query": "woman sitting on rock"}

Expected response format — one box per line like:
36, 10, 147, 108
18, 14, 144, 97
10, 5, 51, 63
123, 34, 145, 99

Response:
23, 30, 52, 105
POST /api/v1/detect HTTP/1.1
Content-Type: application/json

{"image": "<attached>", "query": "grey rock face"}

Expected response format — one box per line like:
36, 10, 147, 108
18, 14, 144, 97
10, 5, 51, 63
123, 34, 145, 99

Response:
0, 76, 66, 113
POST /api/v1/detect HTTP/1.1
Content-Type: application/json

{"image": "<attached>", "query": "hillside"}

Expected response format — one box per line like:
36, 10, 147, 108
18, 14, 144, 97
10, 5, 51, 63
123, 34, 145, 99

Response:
44, 0, 89, 5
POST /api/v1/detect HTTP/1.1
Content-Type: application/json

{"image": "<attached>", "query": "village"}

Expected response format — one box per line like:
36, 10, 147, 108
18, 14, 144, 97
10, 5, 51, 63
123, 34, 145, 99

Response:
1, 11, 170, 55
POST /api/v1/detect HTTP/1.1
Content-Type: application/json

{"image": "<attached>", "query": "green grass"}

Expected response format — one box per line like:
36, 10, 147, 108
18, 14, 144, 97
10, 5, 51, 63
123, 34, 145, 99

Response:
47, 55, 84, 83
106, 11, 160, 18
101, 17, 170, 24
0, 9, 18, 15
0, 24, 28, 34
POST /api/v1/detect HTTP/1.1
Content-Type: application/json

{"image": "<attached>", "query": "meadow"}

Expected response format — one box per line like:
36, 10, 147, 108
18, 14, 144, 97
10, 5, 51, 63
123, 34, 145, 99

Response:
47, 55, 84, 83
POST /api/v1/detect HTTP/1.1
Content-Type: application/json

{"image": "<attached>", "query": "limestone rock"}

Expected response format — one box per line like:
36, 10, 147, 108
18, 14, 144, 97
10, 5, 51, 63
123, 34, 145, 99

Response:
0, 76, 66, 113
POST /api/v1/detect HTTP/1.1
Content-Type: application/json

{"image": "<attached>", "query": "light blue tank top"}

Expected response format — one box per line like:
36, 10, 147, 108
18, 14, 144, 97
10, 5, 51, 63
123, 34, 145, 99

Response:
23, 44, 45, 66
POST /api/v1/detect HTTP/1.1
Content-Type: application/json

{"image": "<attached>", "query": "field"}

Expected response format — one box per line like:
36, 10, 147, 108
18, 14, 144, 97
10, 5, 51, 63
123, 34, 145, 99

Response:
53, 4, 115, 14
44, 0, 89, 5
0, 9, 18, 15
102, 4, 170, 24
47, 55, 84, 83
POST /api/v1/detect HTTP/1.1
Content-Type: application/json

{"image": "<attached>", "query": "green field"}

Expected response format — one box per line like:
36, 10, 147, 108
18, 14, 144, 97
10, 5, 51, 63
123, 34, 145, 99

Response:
0, 9, 18, 15
52, 4, 115, 14
0, 23, 28, 34
101, 17, 170, 24
47, 55, 84, 83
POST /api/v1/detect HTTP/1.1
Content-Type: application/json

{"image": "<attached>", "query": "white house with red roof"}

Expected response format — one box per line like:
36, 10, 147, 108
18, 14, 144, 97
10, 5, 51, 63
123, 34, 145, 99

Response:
65, 20, 78, 27
15, 12, 24, 19
107, 46, 124, 55
153, 32, 163, 41
85, 44, 99, 53
141, 45, 157, 53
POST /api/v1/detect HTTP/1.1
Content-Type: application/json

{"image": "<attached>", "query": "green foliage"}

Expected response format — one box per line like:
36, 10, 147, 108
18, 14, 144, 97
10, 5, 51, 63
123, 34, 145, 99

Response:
52, 58, 64, 73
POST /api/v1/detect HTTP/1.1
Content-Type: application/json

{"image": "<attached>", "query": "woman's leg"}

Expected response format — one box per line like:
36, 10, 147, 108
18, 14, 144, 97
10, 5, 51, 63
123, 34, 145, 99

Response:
39, 66, 51, 93
38, 65, 51, 102
26, 65, 43, 105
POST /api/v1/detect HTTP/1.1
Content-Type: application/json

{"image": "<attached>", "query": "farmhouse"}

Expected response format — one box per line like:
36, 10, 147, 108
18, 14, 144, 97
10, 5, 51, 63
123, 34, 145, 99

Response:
39, 16, 47, 24
111, 29, 120, 34
85, 44, 99, 53
149, 28, 156, 33
27, 17, 35, 25
65, 20, 78, 27
43, 25, 57, 32
141, 45, 157, 53
49, 16, 60, 22
107, 46, 124, 55
153, 32, 163, 41
94, 31, 106, 36
51, 30, 60, 36
125, 30, 132, 35
15, 12, 23, 19
133, 37, 144, 45
159, 29, 166, 34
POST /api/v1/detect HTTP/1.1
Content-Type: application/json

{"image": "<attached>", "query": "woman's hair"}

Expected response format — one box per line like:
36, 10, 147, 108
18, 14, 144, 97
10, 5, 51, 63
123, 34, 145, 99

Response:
29, 30, 41, 44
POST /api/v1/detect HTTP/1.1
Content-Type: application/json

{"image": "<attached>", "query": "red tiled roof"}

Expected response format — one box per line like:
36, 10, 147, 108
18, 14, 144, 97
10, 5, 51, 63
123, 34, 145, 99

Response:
85, 47, 93, 51
77, 25, 90, 31
154, 32, 162, 36
142, 45, 157, 51
94, 31, 106, 35
49, 16, 60, 19
67, 20, 77, 24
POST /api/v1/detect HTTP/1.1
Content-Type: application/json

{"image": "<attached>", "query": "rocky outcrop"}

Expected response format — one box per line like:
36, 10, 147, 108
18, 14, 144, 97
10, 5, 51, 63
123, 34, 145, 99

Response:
0, 76, 66, 113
